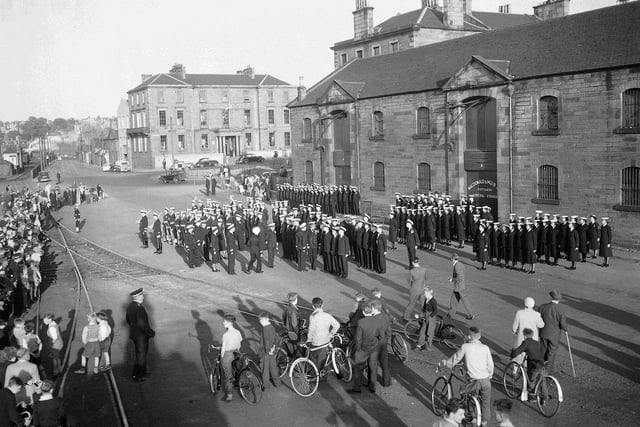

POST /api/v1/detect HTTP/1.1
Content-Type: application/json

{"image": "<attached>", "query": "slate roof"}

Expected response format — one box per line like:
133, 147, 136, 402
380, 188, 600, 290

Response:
128, 73, 291, 93
294, 2, 640, 108
332, 7, 539, 48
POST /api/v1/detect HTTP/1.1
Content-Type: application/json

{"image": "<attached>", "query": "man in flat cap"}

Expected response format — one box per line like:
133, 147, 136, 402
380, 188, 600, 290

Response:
538, 290, 568, 373
126, 288, 155, 381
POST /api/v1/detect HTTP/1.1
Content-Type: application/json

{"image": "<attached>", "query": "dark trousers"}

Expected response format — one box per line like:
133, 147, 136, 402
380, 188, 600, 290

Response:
248, 252, 262, 272
353, 349, 378, 391
140, 232, 148, 247
267, 247, 275, 267
227, 252, 236, 274
448, 291, 474, 317
407, 246, 416, 267
542, 338, 559, 373
261, 354, 281, 388
309, 248, 318, 269
132, 337, 149, 378
377, 343, 390, 387
322, 252, 330, 272
297, 250, 306, 271
339, 255, 348, 277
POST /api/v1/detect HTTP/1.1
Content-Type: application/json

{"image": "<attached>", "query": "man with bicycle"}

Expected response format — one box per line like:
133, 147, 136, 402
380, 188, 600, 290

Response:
221, 315, 242, 402
306, 298, 340, 371
440, 326, 494, 427
415, 286, 438, 352
510, 327, 547, 400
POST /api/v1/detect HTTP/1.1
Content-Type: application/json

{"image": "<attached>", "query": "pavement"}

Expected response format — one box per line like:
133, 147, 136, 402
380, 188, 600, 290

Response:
25, 160, 640, 426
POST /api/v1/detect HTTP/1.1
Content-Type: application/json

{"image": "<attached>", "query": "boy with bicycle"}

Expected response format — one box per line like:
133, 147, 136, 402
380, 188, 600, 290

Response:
415, 287, 438, 352
509, 327, 547, 400
440, 326, 494, 427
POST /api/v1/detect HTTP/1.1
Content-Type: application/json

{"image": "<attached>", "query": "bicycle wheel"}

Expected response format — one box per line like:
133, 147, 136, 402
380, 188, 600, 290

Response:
346, 340, 356, 360
332, 348, 353, 383
289, 358, 319, 397
441, 324, 466, 350
208, 364, 221, 394
390, 332, 408, 363
403, 320, 421, 342
431, 376, 451, 416
238, 369, 262, 406
463, 395, 482, 427
276, 346, 291, 378
503, 361, 525, 399
536, 375, 563, 417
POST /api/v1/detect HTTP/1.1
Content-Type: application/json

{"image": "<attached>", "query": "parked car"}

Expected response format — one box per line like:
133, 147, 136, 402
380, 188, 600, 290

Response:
194, 159, 220, 169
102, 163, 114, 172
113, 160, 130, 172
159, 169, 186, 183
170, 160, 194, 170
237, 154, 265, 164
37, 171, 50, 182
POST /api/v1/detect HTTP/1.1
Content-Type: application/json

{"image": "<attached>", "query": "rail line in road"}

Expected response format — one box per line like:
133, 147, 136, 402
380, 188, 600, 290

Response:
49, 222, 130, 427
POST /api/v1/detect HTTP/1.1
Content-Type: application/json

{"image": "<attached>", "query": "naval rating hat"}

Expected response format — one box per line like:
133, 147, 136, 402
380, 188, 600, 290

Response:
130, 288, 144, 297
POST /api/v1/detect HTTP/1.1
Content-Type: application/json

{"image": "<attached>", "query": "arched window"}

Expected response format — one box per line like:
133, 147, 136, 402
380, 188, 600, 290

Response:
537, 165, 558, 201
373, 111, 384, 137
417, 163, 431, 191
416, 107, 430, 136
621, 166, 640, 207
303, 118, 313, 142
305, 160, 314, 184
538, 96, 558, 130
622, 89, 640, 129
374, 162, 385, 188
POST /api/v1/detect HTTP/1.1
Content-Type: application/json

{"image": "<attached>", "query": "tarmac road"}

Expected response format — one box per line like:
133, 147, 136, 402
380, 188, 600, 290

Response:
31, 160, 640, 426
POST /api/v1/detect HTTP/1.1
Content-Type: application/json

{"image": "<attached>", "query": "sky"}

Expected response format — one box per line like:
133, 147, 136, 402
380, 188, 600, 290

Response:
0, 0, 619, 121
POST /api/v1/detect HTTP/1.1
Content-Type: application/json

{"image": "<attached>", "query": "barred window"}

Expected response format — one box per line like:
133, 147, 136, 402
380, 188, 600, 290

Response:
268, 109, 275, 125
417, 162, 431, 191
622, 89, 640, 129
158, 110, 166, 127
417, 107, 430, 136
160, 135, 167, 151
284, 132, 291, 146
621, 166, 640, 206
538, 96, 558, 130
537, 165, 559, 200
373, 111, 384, 137
374, 162, 385, 188
305, 160, 314, 184
303, 118, 313, 141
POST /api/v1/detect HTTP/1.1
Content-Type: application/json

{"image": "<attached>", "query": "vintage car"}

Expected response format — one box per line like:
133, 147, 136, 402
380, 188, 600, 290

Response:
37, 171, 50, 182
159, 169, 186, 183
237, 154, 264, 164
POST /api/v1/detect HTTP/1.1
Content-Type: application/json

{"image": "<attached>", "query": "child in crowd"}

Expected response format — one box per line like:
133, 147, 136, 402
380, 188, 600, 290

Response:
74, 312, 101, 375
43, 313, 64, 378
97, 312, 112, 372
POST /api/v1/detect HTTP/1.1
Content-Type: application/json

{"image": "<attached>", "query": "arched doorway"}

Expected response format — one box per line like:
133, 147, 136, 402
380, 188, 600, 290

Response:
464, 97, 498, 217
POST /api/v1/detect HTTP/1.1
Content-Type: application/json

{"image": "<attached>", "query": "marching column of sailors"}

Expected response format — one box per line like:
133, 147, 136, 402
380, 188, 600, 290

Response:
391, 192, 613, 271
276, 183, 360, 217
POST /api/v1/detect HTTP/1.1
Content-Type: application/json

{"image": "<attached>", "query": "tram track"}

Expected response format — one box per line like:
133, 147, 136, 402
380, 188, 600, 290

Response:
46, 222, 130, 427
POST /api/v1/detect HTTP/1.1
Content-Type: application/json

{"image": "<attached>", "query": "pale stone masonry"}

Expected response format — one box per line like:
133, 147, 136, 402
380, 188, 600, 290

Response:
289, 2, 640, 250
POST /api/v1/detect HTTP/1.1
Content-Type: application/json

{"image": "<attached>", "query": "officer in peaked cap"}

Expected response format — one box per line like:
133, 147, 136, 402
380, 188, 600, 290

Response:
126, 287, 155, 381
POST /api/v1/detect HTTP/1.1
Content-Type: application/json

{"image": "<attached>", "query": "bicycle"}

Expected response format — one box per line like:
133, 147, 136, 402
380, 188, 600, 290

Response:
502, 358, 563, 417
275, 319, 308, 378
288, 334, 352, 397
404, 314, 465, 350
340, 321, 409, 364
431, 364, 482, 427
205, 345, 264, 405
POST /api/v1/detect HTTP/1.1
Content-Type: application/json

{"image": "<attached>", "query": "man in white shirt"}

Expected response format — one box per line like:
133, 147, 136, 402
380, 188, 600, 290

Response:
441, 327, 493, 427
306, 297, 340, 370
220, 315, 242, 402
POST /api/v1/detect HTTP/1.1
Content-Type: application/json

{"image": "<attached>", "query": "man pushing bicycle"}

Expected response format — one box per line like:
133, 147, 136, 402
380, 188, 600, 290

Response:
440, 326, 494, 427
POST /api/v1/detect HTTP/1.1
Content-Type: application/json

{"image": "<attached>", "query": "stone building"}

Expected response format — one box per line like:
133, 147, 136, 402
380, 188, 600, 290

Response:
126, 64, 296, 169
116, 99, 129, 161
289, 2, 640, 250
331, 0, 541, 68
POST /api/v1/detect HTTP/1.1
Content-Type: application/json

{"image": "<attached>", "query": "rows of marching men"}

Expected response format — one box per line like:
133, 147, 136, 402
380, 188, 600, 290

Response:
137, 197, 389, 278
276, 183, 361, 217
391, 192, 614, 272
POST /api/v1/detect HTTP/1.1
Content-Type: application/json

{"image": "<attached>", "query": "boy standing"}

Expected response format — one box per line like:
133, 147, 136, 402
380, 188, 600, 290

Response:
258, 313, 281, 389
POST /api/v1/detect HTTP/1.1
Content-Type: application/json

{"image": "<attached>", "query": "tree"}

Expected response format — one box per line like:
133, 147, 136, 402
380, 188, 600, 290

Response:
52, 118, 69, 132
21, 116, 49, 140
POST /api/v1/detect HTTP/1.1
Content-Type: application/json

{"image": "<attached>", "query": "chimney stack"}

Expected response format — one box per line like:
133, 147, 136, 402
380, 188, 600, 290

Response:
237, 65, 255, 79
464, 0, 472, 15
297, 76, 306, 102
443, 0, 465, 29
169, 63, 186, 79
141, 74, 152, 83
533, 0, 570, 20
421, 0, 437, 8
353, 0, 374, 40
